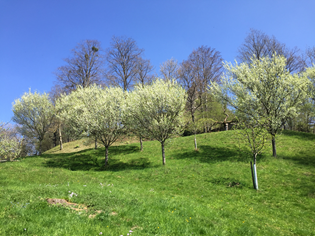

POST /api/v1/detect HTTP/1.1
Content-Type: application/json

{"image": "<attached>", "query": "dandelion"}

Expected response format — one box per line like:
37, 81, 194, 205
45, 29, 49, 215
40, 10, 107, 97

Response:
190, 217, 191, 219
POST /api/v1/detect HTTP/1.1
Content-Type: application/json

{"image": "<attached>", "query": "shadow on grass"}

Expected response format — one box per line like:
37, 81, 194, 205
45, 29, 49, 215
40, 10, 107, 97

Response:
172, 144, 260, 163
281, 152, 315, 168
282, 130, 315, 141
42, 145, 158, 171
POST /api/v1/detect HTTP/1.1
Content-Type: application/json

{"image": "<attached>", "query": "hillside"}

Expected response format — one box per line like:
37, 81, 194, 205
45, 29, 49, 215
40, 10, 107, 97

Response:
0, 130, 314, 235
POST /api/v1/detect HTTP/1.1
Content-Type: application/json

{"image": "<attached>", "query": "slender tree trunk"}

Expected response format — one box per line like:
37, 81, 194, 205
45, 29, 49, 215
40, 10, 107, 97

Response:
54, 131, 57, 147
272, 135, 276, 157
140, 136, 143, 151
161, 141, 165, 165
253, 153, 258, 190
105, 146, 109, 166
192, 114, 197, 150
59, 125, 63, 150
95, 137, 97, 149
39, 139, 42, 155
250, 161, 255, 189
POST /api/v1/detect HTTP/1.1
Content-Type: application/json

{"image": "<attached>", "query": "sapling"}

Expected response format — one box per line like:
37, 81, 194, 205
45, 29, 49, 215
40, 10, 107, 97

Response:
234, 118, 269, 190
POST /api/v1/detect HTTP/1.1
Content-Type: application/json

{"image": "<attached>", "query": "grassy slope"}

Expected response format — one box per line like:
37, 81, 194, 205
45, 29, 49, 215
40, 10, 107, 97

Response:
0, 130, 314, 235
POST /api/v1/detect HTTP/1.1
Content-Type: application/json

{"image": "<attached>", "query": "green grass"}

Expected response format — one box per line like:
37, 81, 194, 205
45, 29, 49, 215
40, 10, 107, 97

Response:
0, 130, 315, 235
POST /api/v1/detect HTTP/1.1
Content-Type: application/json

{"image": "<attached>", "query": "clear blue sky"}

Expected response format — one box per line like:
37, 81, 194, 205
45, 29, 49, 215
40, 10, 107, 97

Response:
1, 0, 314, 123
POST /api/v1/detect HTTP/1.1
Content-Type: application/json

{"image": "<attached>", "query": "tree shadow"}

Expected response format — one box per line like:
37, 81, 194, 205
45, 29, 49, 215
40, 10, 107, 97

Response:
42, 145, 158, 171
282, 130, 315, 141
172, 144, 258, 163
281, 152, 315, 168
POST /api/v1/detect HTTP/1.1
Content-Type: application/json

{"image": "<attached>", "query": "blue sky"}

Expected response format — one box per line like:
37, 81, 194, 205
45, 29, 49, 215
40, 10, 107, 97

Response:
1, 0, 314, 123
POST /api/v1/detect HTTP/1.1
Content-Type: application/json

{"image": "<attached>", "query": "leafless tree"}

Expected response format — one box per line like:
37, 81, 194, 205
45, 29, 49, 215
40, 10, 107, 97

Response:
178, 45, 223, 148
159, 58, 180, 81
188, 46, 223, 133
54, 40, 104, 94
105, 36, 144, 91
134, 57, 155, 88
179, 60, 201, 149
238, 28, 305, 73
306, 46, 315, 66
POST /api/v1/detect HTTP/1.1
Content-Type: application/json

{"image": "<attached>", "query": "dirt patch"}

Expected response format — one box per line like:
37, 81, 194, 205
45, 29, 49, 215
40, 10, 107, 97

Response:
46, 198, 87, 212
46, 198, 118, 219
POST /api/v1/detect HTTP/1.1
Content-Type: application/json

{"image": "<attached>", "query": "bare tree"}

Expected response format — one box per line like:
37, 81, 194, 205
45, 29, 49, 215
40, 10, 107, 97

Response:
105, 36, 144, 91
134, 57, 155, 88
189, 46, 223, 133
160, 58, 180, 81
54, 40, 104, 94
238, 28, 305, 73
306, 46, 315, 66
179, 60, 202, 149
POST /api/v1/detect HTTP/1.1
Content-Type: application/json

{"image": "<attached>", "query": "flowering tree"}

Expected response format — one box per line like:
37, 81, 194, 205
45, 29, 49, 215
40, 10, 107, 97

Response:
12, 90, 55, 155
56, 85, 126, 166
125, 79, 186, 165
209, 54, 311, 157
0, 122, 23, 161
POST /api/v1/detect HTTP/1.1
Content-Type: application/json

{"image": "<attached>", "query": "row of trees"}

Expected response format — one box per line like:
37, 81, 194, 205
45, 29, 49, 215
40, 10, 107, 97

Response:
11, 79, 186, 165
6, 28, 315, 159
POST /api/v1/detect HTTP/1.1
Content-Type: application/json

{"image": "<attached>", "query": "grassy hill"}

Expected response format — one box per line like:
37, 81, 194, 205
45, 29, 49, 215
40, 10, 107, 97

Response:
0, 130, 314, 235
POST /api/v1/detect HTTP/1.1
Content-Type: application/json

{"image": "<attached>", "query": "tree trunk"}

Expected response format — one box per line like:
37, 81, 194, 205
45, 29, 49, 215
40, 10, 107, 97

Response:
253, 153, 258, 190
272, 136, 276, 157
161, 141, 165, 165
140, 136, 143, 151
39, 139, 42, 155
250, 161, 255, 189
194, 135, 197, 150
53, 131, 57, 147
192, 114, 197, 150
95, 137, 97, 149
59, 125, 63, 150
105, 146, 109, 166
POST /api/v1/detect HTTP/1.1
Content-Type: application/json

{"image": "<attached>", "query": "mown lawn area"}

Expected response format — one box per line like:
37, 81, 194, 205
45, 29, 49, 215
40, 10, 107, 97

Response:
0, 130, 314, 235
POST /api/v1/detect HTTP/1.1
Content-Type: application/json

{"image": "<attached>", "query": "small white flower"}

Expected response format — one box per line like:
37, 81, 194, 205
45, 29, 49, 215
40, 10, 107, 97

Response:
83, 185, 86, 187
109, 191, 111, 193
129, 230, 133, 233
99, 232, 102, 235
24, 228, 26, 230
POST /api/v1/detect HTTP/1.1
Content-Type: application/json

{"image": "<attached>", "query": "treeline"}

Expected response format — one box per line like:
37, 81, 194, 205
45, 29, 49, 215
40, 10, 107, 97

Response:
2, 28, 315, 159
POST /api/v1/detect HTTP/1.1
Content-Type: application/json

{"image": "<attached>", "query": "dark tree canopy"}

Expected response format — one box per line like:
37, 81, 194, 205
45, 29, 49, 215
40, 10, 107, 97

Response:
238, 29, 305, 73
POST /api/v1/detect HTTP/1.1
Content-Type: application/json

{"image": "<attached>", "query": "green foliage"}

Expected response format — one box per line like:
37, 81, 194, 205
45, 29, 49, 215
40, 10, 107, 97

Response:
233, 118, 270, 160
12, 89, 55, 154
210, 54, 311, 136
125, 78, 186, 142
0, 122, 22, 160
56, 85, 126, 165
